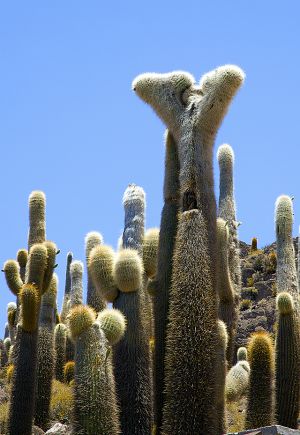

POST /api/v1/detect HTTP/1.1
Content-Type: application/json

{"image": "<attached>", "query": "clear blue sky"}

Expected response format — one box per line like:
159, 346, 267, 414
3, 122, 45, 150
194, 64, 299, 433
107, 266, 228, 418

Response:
1, 2, 300, 328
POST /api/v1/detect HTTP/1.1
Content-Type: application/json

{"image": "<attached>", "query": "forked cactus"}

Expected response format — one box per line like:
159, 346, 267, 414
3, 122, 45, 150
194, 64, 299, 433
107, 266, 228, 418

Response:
133, 65, 244, 434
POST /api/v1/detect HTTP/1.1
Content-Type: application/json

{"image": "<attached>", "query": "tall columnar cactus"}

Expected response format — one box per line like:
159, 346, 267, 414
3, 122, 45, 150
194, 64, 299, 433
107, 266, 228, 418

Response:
217, 144, 241, 363
275, 195, 299, 314
215, 320, 228, 435
133, 65, 244, 434
7, 243, 49, 435
226, 348, 250, 402
34, 274, 58, 430
89, 186, 153, 434
60, 252, 73, 324
70, 260, 84, 307
85, 231, 106, 312
216, 218, 236, 365
60, 252, 74, 362
113, 185, 152, 435
149, 132, 180, 431
69, 305, 125, 435
54, 323, 67, 382
245, 331, 275, 429
3, 190, 57, 435
275, 292, 300, 429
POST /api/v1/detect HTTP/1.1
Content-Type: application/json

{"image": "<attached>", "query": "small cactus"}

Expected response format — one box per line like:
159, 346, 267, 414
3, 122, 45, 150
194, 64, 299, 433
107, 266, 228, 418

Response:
245, 331, 275, 429
250, 237, 258, 252
237, 346, 247, 361
226, 348, 250, 402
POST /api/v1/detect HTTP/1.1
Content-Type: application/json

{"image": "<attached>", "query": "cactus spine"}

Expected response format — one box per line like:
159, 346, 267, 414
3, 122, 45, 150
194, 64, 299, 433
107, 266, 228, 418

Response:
69, 305, 124, 434
275, 195, 299, 314
34, 274, 58, 430
217, 144, 241, 364
112, 185, 152, 434
133, 65, 244, 434
85, 231, 106, 312
54, 323, 67, 382
275, 292, 300, 428
245, 331, 274, 429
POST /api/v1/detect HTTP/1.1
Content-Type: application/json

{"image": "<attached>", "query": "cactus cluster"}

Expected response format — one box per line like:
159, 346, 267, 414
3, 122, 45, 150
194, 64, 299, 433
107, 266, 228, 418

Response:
1, 65, 299, 435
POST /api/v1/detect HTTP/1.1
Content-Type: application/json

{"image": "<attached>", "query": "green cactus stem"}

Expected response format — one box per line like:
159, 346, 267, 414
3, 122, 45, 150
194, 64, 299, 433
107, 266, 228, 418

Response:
34, 275, 58, 430
216, 218, 237, 365
275, 292, 300, 428
245, 331, 275, 429
275, 195, 299, 315
85, 231, 107, 312
69, 305, 124, 434
54, 323, 67, 382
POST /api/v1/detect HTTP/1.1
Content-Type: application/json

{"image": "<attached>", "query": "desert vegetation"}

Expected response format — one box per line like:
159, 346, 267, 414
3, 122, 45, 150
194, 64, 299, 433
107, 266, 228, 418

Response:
0, 64, 299, 435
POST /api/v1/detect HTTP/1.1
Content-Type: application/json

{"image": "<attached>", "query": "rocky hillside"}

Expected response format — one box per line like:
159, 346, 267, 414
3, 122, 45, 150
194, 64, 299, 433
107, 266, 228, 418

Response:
235, 237, 299, 354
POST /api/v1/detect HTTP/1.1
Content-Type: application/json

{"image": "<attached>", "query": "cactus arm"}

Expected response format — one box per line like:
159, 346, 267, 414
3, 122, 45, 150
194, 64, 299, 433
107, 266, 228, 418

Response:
85, 231, 106, 312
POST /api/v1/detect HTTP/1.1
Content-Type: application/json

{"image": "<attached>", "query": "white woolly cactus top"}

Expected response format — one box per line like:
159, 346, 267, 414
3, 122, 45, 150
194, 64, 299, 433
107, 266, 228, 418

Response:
28, 190, 46, 206
132, 70, 194, 105
123, 184, 145, 207
217, 143, 235, 167
276, 292, 294, 315
275, 195, 294, 236
199, 65, 245, 100
71, 260, 84, 277
7, 302, 17, 312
